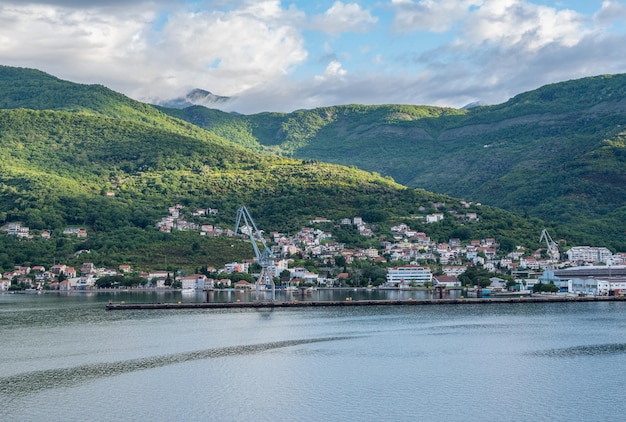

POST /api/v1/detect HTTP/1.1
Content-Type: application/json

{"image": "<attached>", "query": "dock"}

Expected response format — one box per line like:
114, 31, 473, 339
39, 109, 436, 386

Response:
105, 295, 626, 310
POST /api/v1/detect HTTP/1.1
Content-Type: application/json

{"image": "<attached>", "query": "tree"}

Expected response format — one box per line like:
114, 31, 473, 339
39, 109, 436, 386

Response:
230, 272, 254, 283
95, 275, 125, 288
534, 281, 559, 293
279, 269, 291, 285
458, 264, 492, 288
543, 282, 560, 293
334, 255, 347, 269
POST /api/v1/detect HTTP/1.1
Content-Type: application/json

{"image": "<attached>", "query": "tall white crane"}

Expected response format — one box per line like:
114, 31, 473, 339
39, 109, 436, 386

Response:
540, 229, 559, 266
235, 205, 275, 299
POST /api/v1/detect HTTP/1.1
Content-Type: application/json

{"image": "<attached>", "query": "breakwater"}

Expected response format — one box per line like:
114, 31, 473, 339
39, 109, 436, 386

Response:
106, 294, 626, 310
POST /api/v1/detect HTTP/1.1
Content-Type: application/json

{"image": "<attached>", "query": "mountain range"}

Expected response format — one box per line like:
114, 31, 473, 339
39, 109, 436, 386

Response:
0, 65, 624, 270
162, 75, 626, 250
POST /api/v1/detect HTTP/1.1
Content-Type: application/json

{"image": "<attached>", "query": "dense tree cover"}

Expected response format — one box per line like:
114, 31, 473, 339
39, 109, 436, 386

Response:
0, 65, 577, 272
164, 74, 626, 250
94, 274, 147, 288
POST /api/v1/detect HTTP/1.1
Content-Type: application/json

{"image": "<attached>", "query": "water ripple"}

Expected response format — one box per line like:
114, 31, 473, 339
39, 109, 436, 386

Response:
529, 343, 626, 358
0, 336, 353, 396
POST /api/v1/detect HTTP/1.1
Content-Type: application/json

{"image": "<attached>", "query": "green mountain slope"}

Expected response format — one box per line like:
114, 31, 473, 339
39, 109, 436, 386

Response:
164, 75, 626, 249
0, 65, 236, 149
0, 66, 547, 270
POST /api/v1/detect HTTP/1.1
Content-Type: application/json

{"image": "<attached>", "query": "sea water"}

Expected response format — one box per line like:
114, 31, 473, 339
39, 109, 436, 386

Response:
1, 292, 626, 421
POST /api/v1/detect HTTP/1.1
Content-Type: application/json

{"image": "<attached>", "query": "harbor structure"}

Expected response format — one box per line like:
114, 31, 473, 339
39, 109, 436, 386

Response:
540, 265, 626, 295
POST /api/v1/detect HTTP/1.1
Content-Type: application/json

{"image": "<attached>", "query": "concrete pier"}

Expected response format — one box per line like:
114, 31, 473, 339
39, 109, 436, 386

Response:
105, 295, 626, 310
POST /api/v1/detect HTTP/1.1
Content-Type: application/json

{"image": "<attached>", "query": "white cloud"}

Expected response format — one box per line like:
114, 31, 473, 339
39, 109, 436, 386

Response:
462, 0, 590, 51
390, 0, 483, 32
0, 0, 624, 116
0, 3, 152, 69
315, 60, 348, 81
594, 1, 626, 26
390, 0, 590, 50
311, 1, 378, 34
188, 0, 626, 113
10, 0, 168, 7
0, 1, 308, 101
149, 5, 307, 98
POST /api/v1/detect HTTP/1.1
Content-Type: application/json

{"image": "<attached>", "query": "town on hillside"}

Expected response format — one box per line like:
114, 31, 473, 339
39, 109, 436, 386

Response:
3, 205, 626, 296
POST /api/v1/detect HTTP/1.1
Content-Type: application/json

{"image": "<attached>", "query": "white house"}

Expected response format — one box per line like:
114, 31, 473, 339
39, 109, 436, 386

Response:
0, 279, 10, 291
433, 275, 460, 287
426, 213, 444, 223
180, 274, 209, 290
76, 275, 96, 290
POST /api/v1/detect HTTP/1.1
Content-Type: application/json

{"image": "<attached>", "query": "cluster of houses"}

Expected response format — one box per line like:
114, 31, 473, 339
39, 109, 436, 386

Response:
155, 204, 223, 234
0, 263, 225, 292
4, 203, 626, 295
0, 258, 322, 292
4, 223, 86, 240
1, 263, 129, 291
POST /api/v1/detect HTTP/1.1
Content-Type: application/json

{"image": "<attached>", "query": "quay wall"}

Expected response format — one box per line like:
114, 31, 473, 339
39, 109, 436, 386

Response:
106, 295, 626, 310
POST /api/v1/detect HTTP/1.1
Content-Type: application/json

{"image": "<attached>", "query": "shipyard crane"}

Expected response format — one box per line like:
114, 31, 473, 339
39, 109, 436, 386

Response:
235, 205, 275, 299
540, 229, 560, 268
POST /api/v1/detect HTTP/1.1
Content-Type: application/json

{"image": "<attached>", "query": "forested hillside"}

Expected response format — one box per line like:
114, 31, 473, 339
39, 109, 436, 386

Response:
0, 66, 546, 271
164, 75, 626, 250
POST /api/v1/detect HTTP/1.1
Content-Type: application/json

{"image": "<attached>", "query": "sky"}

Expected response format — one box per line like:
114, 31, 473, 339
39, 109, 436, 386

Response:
1, 0, 625, 114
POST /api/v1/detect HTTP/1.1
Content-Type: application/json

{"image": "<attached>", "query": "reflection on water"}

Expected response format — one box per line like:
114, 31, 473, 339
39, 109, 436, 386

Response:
529, 343, 626, 358
0, 287, 463, 309
0, 336, 353, 396
203, 287, 462, 304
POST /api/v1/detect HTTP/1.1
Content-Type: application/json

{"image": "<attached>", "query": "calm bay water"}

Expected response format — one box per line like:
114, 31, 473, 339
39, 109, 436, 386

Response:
2, 291, 626, 421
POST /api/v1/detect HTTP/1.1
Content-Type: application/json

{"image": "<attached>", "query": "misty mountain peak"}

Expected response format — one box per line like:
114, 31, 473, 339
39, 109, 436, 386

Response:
159, 89, 232, 109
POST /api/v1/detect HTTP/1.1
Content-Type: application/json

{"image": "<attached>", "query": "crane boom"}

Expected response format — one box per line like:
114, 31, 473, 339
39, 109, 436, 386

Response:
235, 205, 275, 299
539, 229, 559, 264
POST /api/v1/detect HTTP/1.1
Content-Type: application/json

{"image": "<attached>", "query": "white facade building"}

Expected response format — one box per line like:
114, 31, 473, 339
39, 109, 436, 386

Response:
180, 274, 209, 290
426, 213, 444, 224
566, 246, 613, 264
386, 266, 432, 287
566, 278, 626, 295
597, 279, 626, 295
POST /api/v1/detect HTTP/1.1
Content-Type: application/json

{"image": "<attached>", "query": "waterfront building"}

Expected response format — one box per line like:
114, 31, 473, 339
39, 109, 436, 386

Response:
558, 277, 626, 295
386, 265, 433, 287
433, 275, 460, 287
76, 275, 96, 290
540, 266, 626, 294
553, 265, 626, 279
179, 274, 209, 290
147, 271, 170, 281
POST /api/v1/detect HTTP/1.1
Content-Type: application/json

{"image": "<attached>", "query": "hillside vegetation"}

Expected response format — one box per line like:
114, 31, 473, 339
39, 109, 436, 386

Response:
164, 75, 626, 250
0, 66, 546, 271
